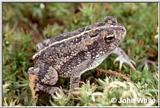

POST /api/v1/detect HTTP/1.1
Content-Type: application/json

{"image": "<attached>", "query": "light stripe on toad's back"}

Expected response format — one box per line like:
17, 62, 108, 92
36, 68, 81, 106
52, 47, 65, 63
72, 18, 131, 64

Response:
32, 24, 123, 59
36, 21, 106, 50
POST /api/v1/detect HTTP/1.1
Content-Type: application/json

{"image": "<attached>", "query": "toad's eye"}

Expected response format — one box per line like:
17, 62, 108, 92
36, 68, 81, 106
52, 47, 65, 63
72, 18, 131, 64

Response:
104, 35, 115, 43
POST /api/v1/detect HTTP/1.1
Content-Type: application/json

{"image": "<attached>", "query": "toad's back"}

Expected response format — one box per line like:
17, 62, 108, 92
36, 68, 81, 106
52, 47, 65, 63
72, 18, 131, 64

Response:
32, 16, 126, 77
33, 27, 104, 77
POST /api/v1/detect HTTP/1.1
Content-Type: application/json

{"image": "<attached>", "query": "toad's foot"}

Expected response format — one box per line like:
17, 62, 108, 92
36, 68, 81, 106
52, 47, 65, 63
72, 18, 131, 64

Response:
35, 83, 63, 97
113, 47, 136, 70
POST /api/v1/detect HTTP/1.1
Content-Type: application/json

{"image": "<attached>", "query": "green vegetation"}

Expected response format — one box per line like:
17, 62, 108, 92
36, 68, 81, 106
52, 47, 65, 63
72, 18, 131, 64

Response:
3, 3, 158, 106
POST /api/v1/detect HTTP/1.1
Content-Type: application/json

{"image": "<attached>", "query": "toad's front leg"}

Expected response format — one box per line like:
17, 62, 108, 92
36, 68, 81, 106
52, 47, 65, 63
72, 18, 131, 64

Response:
70, 74, 81, 92
69, 59, 91, 92
112, 47, 136, 70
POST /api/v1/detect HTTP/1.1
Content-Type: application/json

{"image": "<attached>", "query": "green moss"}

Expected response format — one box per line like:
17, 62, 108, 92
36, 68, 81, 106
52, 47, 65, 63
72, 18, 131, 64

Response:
2, 3, 158, 106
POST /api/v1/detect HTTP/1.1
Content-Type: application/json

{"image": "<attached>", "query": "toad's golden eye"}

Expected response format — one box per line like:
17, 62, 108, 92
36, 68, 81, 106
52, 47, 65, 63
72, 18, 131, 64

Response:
104, 34, 115, 43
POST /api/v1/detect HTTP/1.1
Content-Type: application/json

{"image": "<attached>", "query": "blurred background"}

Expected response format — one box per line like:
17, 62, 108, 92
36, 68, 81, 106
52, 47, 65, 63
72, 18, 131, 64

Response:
2, 3, 158, 106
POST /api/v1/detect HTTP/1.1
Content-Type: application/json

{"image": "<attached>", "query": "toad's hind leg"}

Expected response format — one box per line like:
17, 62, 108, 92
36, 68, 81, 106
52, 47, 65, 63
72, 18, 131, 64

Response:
28, 65, 60, 98
37, 65, 62, 95
35, 83, 62, 96
41, 66, 58, 85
